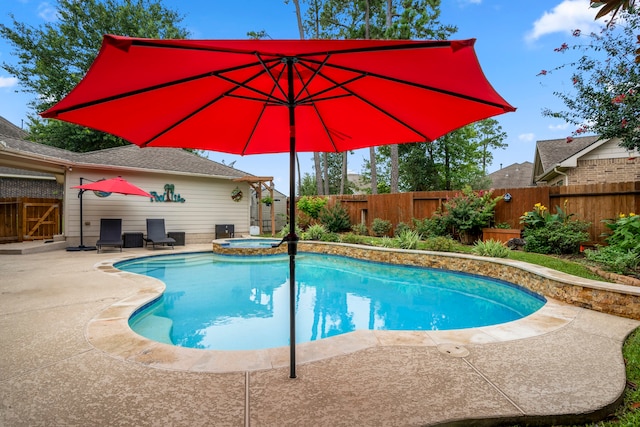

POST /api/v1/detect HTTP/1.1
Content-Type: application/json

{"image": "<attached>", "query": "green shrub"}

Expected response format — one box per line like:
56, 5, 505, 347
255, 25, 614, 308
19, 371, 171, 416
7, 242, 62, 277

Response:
396, 229, 421, 249
303, 223, 327, 240
371, 218, 392, 237
421, 236, 458, 252
351, 223, 368, 236
319, 202, 351, 233
279, 223, 303, 238
523, 221, 590, 255
394, 222, 412, 237
413, 216, 447, 238
297, 196, 327, 219
320, 232, 341, 242
585, 246, 640, 274
440, 186, 501, 242
341, 233, 366, 244
472, 239, 510, 258
379, 236, 396, 248
584, 213, 640, 274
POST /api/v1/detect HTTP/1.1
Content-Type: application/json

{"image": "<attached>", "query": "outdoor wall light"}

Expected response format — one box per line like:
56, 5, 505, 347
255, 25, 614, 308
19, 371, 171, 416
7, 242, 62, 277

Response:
503, 193, 512, 202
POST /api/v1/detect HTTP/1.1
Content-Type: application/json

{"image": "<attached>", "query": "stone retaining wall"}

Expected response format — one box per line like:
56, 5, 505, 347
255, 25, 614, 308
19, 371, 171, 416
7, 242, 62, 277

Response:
211, 240, 640, 320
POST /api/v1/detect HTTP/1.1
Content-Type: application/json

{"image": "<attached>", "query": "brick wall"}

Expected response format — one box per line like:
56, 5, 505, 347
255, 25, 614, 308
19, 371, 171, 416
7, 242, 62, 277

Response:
0, 178, 63, 199
567, 157, 639, 185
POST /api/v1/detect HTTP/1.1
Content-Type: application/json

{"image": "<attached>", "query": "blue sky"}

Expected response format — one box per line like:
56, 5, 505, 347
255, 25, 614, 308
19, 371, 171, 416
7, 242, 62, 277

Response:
0, 0, 608, 195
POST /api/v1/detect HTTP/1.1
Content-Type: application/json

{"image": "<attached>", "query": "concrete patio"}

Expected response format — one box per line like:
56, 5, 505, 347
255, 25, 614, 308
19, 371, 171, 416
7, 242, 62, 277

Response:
1, 243, 638, 426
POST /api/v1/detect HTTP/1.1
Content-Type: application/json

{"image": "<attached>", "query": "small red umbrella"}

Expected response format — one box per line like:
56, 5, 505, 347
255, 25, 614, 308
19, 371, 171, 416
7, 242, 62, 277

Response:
42, 36, 515, 378
72, 176, 152, 198
68, 176, 151, 252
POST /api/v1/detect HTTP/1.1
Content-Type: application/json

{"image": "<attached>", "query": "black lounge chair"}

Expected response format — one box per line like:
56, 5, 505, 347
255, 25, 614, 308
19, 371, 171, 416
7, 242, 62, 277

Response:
96, 218, 123, 253
145, 218, 176, 250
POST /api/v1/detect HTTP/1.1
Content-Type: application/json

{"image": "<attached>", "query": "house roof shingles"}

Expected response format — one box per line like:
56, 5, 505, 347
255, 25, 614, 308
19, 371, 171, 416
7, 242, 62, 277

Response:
535, 135, 601, 174
486, 162, 534, 188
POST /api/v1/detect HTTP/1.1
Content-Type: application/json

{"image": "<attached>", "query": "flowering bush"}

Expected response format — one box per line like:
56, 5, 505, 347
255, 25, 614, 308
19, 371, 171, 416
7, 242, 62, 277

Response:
441, 186, 501, 244
520, 201, 590, 255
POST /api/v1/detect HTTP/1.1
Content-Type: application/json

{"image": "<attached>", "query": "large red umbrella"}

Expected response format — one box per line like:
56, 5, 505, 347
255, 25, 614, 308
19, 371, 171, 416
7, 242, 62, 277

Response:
41, 35, 515, 378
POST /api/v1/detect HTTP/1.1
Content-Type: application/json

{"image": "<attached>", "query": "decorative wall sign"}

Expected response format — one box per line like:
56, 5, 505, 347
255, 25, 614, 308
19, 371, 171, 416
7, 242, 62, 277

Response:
150, 184, 186, 203
231, 187, 243, 202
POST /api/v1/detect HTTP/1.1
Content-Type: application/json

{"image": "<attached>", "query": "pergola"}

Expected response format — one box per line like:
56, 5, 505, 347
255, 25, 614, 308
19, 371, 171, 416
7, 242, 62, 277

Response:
233, 176, 276, 236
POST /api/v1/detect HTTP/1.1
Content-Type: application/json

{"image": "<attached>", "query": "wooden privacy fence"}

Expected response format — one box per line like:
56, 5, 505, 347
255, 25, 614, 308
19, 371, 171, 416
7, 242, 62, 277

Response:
0, 198, 62, 243
325, 181, 640, 245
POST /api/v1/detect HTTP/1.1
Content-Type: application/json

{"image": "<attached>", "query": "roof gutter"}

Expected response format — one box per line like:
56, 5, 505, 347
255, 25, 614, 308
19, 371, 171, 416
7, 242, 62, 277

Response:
553, 166, 568, 186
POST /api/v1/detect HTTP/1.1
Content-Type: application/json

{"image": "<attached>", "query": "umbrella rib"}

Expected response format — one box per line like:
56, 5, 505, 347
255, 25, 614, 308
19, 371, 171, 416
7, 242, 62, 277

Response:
302, 57, 511, 111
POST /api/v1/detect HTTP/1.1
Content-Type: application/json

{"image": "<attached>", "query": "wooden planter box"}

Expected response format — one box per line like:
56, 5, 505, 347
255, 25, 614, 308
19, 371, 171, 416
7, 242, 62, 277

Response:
482, 228, 522, 243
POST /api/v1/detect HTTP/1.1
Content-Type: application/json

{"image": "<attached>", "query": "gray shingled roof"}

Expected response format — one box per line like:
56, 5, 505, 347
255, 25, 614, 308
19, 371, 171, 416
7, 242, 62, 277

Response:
0, 132, 249, 179
75, 145, 249, 178
0, 116, 28, 139
486, 162, 534, 188
535, 135, 601, 174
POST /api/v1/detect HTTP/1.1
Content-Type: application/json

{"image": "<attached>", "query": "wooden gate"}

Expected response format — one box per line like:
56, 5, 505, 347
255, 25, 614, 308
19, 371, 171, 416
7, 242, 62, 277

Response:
0, 198, 62, 243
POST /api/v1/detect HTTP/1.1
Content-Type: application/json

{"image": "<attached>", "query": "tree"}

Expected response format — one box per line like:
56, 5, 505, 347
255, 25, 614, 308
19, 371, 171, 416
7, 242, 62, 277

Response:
0, 0, 188, 152
541, 8, 640, 151
475, 118, 507, 174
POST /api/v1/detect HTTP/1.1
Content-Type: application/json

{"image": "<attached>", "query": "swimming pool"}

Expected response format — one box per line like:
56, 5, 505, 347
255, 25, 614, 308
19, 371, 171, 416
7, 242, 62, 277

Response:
118, 252, 545, 351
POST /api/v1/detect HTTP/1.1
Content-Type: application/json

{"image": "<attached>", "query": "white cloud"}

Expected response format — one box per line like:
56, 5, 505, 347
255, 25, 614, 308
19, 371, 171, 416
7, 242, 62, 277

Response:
518, 133, 535, 142
0, 76, 18, 88
526, 0, 601, 42
37, 2, 59, 22
548, 123, 570, 131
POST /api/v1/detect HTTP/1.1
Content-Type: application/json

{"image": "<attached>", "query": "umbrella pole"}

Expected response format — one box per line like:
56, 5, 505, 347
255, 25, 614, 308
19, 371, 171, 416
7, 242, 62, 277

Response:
66, 177, 96, 251
286, 58, 298, 379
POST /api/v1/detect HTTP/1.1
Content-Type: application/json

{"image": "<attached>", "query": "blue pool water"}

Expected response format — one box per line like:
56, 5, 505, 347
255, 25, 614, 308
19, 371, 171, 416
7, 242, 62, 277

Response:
118, 252, 546, 351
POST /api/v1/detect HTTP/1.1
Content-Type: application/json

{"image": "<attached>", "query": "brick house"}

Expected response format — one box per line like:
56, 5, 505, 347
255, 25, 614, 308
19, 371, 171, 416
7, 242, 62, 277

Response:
533, 135, 639, 186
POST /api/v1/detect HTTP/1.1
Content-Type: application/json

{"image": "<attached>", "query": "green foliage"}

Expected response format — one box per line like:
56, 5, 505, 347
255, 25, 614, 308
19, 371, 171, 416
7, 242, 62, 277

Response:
520, 201, 590, 255
394, 222, 412, 237
541, 8, 640, 151
378, 236, 396, 248
318, 202, 351, 232
371, 218, 393, 237
420, 236, 458, 252
412, 216, 447, 238
472, 239, 510, 258
523, 222, 590, 255
297, 196, 327, 219
351, 223, 368, 236
395, 229, 421, 250
303, 223, 327, 241
440, 186, 500, 241
340, 233, 367, 244
279, 223, 303, 238
603, 213, 640, 252
584, 213, 640, 274
320, 232, 341, 242
0, 0, 189, 152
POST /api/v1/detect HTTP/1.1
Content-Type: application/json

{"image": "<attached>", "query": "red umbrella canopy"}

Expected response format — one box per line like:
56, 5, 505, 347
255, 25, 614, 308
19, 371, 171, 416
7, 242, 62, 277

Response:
42, 36, 515, 154
72, 176, 152, 198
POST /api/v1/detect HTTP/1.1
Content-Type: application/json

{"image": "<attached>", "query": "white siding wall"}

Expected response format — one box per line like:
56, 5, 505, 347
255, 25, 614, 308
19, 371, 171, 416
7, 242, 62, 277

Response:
581, 139, 639, 160
64, 168, 250, 244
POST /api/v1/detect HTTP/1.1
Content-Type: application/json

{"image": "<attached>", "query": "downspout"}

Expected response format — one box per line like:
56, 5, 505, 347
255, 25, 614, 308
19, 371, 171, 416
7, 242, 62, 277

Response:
553, 166, 568, 186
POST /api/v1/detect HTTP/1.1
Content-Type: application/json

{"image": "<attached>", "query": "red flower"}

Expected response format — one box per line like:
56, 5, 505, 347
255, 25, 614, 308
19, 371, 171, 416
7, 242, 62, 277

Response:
612, 94, 626, 104
573, 29, 581, 37
554, 43, 569, 52
538, 70, 548, 76
621, 118, 628, 128
566, 136, 574, 143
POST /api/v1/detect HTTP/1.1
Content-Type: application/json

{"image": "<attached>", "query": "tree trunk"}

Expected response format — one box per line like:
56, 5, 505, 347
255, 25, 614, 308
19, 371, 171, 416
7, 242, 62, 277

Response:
323, 153, 329, 195
340, 151, 347, 194
314, 153, 323, 195
390, 144, 399, 193
369, 147, 378, 194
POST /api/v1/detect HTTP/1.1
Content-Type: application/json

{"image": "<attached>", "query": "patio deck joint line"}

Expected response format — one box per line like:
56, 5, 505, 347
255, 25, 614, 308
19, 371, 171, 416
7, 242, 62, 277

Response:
462, 358, 526, 415
245, 371, 250, 427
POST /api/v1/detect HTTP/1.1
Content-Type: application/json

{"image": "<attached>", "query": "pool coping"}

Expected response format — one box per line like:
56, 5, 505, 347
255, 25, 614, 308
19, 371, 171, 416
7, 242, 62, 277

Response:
88, 244, 589, 373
